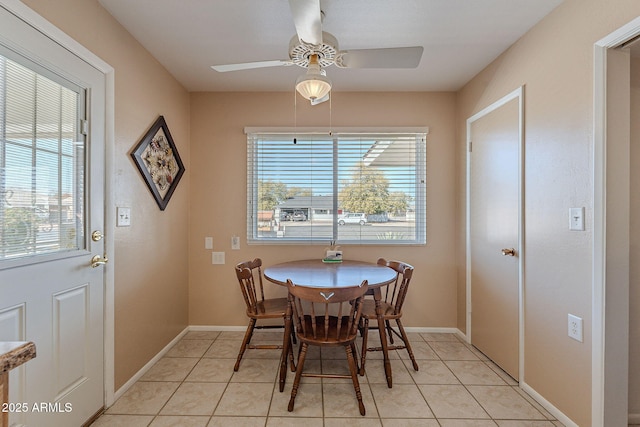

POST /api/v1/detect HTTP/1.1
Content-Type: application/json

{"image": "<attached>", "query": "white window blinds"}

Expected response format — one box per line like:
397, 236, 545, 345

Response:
246, 130, 427, 245
0, 49, 84, 260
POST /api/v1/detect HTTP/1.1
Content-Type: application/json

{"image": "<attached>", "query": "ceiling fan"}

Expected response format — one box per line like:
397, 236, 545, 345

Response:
211, 0, 424, 105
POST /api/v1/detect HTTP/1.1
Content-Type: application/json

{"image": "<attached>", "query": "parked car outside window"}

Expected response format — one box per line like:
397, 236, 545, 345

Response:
280, 212, 292, 221
292, 211, 307, 221
338, 213, 367, 225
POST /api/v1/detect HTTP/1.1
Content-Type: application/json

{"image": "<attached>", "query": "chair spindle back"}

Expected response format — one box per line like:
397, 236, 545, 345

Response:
377, 258, 414, 314
235, 258, 265, 315
286, 280, 368, 343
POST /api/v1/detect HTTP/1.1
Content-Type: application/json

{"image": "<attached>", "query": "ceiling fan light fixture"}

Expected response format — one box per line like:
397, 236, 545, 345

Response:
295, 54, 332, 101
296, 74, 331, 101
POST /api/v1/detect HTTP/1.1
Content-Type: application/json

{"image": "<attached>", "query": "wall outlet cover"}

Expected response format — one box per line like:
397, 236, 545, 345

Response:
568, 313, 583, 342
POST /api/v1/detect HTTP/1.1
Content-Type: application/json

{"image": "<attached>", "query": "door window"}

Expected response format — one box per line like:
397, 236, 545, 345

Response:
0, 49, 85, 260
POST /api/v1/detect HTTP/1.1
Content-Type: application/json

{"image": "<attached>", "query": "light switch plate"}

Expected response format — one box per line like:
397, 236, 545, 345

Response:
569, 207, 585, 231
205, 237, 213, 249
212, 252, 225, 265
117, 207, 131, 227
231, 236, 240, 250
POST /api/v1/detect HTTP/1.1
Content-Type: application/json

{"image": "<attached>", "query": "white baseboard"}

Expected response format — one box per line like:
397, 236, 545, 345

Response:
113, 326, 189, 402
188, 325, 246, 332
190, 325, 463, 336
403, 326, 462, 334
520, 382, 578, 427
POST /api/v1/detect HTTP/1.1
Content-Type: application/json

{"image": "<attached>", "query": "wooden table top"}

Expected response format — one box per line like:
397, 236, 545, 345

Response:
263, 259, 397, 288
0, 341, 36, 374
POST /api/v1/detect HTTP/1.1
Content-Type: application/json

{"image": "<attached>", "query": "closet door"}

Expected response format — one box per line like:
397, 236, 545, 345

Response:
468, 92, 521, 380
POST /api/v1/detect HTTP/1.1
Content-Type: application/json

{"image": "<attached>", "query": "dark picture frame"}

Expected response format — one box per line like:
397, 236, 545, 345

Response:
131, 116, 185, 211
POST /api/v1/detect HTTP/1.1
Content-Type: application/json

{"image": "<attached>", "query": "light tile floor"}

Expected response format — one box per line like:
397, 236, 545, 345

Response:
91, 330, 566, 427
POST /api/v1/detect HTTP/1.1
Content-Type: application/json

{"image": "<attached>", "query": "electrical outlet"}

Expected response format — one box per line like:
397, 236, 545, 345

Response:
568, 314, 583, 342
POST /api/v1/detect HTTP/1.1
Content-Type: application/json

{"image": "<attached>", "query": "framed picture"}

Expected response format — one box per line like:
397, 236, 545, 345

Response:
131, 116, 185, 211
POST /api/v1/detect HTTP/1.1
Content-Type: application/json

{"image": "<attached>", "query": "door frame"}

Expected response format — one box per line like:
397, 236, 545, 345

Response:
593, 16, 640, 427
465, 86, 525, 383
0, 0, 117, 408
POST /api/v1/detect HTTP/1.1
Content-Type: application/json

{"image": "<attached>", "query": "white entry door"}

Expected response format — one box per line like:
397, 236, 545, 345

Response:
467, 89, 522, 381
0, 5, 106, 426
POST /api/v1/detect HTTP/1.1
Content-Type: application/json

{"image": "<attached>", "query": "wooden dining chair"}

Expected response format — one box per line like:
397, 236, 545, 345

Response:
286, 279, 369, 416
234, 258, 294, 372
359, 258, 419, 376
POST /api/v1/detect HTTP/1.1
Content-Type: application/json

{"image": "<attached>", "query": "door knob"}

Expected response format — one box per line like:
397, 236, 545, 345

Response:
90, 255, 108, 268
501, 248, 516, 257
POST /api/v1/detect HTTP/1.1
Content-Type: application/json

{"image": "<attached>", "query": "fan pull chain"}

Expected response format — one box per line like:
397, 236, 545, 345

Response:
329, 93, 332, 136
293, 89, 297, 144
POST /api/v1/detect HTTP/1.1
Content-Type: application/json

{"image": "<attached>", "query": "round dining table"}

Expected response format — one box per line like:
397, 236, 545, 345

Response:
264, 259, 398, 390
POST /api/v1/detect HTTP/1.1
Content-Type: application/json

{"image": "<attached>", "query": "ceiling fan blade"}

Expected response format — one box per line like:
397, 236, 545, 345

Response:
336, 46, 424, 69
211, 60, 292, 72
288, 0, 323, 46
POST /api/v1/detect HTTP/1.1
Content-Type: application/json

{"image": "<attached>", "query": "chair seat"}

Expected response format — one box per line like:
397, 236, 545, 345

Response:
360, 300, 400, 319
250, 297, 289, 318
297, 315, 358, 344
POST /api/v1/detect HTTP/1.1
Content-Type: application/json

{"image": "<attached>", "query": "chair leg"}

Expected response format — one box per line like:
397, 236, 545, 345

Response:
346, 344, 366, 416
396, 318, 419, 371
234, 318, 256, 371
359, 318, 369, 376
385, 319, 394, 344
288, 343, 308, 412
289, 335, 296, 372
350, 341, 360, 373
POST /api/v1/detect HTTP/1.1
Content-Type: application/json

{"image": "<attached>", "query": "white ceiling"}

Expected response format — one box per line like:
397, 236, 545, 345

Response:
98, 0, 564, 93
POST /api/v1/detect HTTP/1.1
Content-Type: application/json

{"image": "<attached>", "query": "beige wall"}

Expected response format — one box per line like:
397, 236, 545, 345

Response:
188, 92, 458, 330
22, 0, 191, 389
456, 1, 640, 425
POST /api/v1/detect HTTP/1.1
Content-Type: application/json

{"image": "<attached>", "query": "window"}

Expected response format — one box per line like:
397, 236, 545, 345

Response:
0, 48, 85, 260
246, 129, 427, 245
